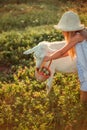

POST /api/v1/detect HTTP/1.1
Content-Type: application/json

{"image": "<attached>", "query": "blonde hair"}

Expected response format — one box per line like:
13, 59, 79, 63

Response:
63, 31, 76, 58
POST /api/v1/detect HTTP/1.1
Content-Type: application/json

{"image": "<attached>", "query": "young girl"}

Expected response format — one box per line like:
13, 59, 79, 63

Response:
42, 11, 87, 103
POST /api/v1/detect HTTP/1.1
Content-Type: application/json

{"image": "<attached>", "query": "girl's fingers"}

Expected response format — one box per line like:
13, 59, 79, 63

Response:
43, 56, 50, 62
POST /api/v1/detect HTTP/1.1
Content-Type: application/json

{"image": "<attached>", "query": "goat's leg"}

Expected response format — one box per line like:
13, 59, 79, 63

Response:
46, 73, 54, 94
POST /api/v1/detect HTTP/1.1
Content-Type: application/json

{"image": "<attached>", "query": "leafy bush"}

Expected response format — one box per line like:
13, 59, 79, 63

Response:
0, 67, 87, 130
0, 1, 87, 31
0, 3, 58, 31
0, 28, 87, 130
0, 27, 63, 66
0, 1, 87, 130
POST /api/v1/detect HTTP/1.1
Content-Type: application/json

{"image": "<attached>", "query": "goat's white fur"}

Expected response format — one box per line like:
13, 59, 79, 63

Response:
23, 41, 77, 94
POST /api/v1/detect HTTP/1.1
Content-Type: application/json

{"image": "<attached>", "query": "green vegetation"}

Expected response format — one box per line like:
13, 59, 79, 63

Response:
0, 0, 87, 130
0, 0, 87, 31
0, 27, 63, 66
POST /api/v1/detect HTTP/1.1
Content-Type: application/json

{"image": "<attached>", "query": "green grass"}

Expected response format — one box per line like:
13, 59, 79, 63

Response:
0, 28, 87, 130
0, 1, 87, 31
0, 1, 87, 130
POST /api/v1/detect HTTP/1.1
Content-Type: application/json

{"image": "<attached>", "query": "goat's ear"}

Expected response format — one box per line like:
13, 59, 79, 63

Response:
23, 46, 38, 55
23, 49, 33, 54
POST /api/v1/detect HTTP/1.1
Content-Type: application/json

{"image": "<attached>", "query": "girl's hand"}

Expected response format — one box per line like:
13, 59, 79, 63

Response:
40, 55, 52, 68
70, 33, 84, 43
43, 55, 52, 62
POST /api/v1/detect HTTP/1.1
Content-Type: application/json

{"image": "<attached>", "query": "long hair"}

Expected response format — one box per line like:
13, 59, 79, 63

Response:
64, 31, 76, 58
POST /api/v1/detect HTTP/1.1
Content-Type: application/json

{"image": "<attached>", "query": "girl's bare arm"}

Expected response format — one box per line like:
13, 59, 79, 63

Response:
43, 33, 84, 62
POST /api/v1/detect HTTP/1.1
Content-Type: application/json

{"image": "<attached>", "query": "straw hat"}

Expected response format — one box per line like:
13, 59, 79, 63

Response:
54, 11, 84, 31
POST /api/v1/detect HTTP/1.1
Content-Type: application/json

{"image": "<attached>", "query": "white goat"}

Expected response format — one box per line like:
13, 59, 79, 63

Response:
23, 41, 77, 94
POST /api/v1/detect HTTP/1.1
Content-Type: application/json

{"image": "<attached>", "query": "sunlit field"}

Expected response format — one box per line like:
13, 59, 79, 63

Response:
0, 0, 87, 130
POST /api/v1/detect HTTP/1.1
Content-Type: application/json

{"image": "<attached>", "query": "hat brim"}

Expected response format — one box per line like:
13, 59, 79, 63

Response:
54, 24, 84, 31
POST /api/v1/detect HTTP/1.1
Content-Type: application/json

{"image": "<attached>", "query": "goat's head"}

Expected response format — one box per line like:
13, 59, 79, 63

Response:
23, 41, 54, 68
34, 42, 50, 68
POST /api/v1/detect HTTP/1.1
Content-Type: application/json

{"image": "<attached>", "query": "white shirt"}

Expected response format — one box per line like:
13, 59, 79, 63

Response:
75, 40, 87, 91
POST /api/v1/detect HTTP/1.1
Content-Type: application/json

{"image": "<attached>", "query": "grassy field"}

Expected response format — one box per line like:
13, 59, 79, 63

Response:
0, 0, 87, 31
0, 0, 87, 130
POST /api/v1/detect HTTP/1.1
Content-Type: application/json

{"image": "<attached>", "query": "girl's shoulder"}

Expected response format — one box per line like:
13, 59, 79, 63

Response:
80, 27, 87, 40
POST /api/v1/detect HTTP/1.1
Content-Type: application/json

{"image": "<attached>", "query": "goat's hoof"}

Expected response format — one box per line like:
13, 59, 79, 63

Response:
46, 85, 52, 95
